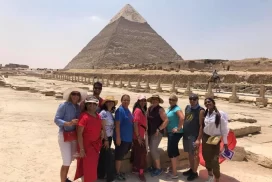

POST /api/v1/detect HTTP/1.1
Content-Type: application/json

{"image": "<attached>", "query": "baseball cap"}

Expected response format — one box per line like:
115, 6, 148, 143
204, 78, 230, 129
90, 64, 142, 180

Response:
138, 94, 146, 100
189, 93, 199, 100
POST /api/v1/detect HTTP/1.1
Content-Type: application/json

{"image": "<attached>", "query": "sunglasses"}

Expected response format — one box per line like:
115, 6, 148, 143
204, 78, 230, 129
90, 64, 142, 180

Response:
94, 87, 102, 90
71, 92, 80, 96
169, 99, 176, 101
189, 98, 197, 101
86, 102, 98, 106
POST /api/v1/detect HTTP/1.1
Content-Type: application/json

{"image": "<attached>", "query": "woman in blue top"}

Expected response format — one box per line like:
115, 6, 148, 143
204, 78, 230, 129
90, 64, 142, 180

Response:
166, 94, 185, 179
54, 87, 87, 182
114, 94, 134, 181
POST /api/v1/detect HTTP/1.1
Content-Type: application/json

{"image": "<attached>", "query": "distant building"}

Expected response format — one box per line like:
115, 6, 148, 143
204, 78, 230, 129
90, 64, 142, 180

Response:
4, 63, 29, 69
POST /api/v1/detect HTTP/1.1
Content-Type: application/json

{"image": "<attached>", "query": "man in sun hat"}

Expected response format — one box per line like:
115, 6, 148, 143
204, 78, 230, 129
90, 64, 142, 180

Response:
182, 93, 205, 181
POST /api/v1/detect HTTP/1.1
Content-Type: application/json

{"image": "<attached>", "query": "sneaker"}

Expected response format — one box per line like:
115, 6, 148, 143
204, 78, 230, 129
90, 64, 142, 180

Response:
187, 172, 198, 181
138, 173, 146, 182
151, 168, 163, 177
132, 167, 139, 174
166, 173, 178, 179
65, 178, 72, 182
165, 167, 172, 173
205, 175, 214, 182
115, 173, 125, 181
146, 166, 155, 173
120, 172, 126, 178
183, 168, 193, 176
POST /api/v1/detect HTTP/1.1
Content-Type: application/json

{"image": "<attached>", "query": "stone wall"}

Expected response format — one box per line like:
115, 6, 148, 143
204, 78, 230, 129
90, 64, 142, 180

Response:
60, 72, 272, 84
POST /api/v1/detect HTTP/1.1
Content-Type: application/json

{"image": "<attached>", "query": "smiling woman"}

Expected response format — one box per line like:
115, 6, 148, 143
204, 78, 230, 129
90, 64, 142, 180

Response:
202, 97, 229, 182
54, 87, 87, 182
75, 96, 103, 182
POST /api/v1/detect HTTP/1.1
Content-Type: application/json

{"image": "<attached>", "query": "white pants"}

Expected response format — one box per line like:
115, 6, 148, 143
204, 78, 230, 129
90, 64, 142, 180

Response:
58, 132, 77, 166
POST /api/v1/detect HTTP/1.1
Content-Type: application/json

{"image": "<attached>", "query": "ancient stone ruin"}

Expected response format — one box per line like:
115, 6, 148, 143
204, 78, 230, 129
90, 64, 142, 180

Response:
64, 4, 182, 69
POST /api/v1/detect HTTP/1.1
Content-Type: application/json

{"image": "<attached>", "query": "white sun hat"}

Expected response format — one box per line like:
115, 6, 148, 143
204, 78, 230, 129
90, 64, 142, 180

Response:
63, 87, 88, 102
85, 96, 99, 104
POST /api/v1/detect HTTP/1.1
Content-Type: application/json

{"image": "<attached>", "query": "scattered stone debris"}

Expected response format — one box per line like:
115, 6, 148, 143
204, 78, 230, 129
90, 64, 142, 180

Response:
229, 122, 261, 137
230, 114, 257, 123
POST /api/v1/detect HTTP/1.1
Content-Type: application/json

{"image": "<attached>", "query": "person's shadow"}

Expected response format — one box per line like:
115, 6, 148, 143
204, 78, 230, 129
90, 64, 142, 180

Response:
198, 169, 240, 182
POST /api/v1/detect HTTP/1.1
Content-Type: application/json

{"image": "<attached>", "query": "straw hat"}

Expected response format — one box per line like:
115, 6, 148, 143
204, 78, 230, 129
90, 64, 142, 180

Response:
147, 94, 164, 104
63, 87, 88, 102
101, 96, 118, 106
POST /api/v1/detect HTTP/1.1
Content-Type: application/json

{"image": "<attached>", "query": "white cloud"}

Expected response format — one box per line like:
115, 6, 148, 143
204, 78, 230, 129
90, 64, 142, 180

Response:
88, 15, 104, 22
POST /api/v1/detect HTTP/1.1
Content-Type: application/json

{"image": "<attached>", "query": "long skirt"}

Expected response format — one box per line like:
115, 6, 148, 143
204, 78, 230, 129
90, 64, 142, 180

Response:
74, 140, 101, 182
131, 139, 147, 170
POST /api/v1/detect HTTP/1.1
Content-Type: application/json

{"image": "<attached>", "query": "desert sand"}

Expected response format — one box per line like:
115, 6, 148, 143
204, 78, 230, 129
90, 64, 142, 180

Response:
0, 76, 272, 182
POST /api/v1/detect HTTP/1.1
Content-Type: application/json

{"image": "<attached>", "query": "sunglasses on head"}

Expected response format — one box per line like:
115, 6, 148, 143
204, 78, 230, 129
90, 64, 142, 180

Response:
71, 92, 80, 96
94, 87, 102, 90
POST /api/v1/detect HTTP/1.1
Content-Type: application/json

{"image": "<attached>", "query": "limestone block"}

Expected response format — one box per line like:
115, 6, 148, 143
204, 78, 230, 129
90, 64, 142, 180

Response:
28, 87, 39, 93
44, 91, 55, 96
229, 122, 261, 137
118, 80, 124, 88
119, 147, 189, 173
55, 94, 63, 99
256, 97, 268, 107
78, 87, 89, 91
245, 145, 272, 169
15, 86, 30, 91
232, 146, 246, 161
0, 81, 7, 86
155, 80, 162, 92
229, 84, 239, 103
127, 80, 132, 88
229, 96, 240, 103
184, 81, 192, 96
205, 82, 214, 98
229, 114, 257, 123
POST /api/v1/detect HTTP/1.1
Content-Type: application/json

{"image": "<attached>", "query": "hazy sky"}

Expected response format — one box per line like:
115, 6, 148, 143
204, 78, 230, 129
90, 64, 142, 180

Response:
1, 0, 271, 68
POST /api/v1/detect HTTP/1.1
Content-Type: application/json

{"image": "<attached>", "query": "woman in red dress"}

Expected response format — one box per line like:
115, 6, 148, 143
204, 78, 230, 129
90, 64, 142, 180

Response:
74, 96, 103, 182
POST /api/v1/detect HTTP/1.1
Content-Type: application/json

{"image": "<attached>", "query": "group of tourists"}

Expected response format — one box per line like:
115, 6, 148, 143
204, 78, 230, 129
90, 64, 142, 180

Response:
54, 81, 229, 182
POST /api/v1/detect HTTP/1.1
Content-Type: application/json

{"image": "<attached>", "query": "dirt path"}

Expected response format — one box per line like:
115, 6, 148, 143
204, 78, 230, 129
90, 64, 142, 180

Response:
0, 77, 272, 182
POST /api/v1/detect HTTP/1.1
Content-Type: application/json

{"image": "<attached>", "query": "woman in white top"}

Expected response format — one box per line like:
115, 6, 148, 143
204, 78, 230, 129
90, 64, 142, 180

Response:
97, 96, 118, 182
202, 98, 229, 182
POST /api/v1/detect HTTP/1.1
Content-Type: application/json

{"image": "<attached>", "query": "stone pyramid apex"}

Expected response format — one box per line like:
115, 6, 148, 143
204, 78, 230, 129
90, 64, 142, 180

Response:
64, 4, 183, 69
109, 4, 147, 24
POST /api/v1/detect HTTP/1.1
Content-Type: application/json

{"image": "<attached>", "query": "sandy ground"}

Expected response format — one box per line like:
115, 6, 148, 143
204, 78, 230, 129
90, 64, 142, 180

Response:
1, 76, 272, 182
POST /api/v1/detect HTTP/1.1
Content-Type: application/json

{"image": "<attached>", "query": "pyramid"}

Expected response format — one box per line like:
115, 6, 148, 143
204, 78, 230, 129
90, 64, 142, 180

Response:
64, 4, 183, 69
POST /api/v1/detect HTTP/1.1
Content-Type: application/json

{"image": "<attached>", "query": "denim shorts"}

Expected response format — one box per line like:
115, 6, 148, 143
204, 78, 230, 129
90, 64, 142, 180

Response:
183, 135, 197, 154
167, 133, 183, 158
